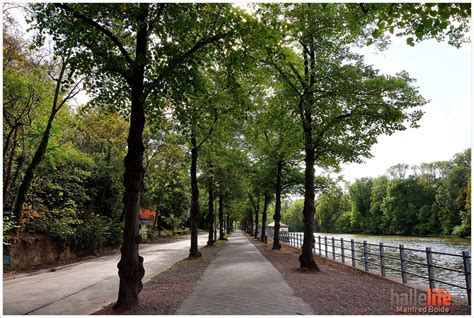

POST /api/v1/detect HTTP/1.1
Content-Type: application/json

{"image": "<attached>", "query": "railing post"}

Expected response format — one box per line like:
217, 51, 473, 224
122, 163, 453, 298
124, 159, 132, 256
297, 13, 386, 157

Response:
363, 240, 369, 271
351, 239, 355, 267
380, 242, 385, 277
300, 233, 303, 248
426, 247, 436, 289
399, 244, 408, 283
341, 238, 345, 264
462, 251, 471, 305
318, 236, 321, 256
324, 236, 328, 258
332, 237, 336, 260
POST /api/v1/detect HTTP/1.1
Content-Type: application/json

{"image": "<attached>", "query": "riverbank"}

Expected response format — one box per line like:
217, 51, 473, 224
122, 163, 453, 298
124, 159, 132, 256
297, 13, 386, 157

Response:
249, 235, 471, 315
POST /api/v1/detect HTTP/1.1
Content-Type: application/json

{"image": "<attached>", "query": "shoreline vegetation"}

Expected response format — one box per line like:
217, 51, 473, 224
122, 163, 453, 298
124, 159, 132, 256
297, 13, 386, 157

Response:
281, 149, 471, 239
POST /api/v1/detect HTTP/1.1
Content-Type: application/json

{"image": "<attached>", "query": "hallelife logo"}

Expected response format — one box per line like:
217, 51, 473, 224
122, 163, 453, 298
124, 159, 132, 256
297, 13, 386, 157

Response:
391, 288, 469, 313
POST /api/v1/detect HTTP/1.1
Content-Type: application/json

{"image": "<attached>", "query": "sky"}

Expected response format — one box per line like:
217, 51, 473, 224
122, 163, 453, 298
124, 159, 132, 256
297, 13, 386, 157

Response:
7, 4, 472, 184
336, 37, 471, 182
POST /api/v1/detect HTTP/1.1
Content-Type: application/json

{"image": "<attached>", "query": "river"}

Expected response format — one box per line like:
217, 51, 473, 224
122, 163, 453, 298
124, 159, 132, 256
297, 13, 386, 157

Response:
286, 232, 471, 298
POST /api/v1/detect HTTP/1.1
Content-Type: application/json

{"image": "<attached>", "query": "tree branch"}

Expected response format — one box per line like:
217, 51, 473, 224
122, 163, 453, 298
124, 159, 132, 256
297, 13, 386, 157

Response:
197, 110, 219, 150
55, 3, 133, 67
145, 31, 232, 96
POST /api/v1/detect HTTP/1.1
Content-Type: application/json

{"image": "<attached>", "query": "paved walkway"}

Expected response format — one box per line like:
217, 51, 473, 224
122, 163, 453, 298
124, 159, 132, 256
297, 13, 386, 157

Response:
3, 235, 208, 315
176, 231, 313, 315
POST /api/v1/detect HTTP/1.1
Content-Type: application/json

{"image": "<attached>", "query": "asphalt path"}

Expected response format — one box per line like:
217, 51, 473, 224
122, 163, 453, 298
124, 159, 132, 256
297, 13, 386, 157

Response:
3, 234, 208, 315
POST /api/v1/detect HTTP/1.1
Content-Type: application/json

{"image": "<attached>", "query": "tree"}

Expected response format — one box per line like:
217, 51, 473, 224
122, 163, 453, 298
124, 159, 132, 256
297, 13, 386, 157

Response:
282, 199, 304, 232
259, 3, 426, 269
364, 3, 471, 47
349, 178, 373, 232
387, 163, 410, 179
12, 54, 81, 224
436, 149, 471, 235
244, 79, 302, 249
31, 3, 248, 306
381, 177, 436, 235
316, 184, 351, 233
369, 176, 389, 233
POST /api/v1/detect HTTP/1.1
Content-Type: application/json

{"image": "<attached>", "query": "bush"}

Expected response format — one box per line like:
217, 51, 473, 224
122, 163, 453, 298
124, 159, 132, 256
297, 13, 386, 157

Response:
71, 214, 111, 253
25, 200, 123, 253
3, 213, 19, 254
25, 202, 82, 247
107, 221, 123, 246
139, 225, 149, 242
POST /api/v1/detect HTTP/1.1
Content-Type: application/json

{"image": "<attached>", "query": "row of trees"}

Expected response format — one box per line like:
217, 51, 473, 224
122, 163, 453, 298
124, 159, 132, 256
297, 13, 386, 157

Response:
5, 2, 470, 308
282, 149, 471, 237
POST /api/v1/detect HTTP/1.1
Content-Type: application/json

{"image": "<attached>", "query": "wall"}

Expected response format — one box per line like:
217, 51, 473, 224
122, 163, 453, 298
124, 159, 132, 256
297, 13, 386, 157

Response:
7, 234, 77, 269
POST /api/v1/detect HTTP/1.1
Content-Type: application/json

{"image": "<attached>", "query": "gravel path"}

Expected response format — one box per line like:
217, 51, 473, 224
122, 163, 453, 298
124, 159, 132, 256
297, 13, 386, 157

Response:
250, 237, 471, 315
176, 231, 314, 315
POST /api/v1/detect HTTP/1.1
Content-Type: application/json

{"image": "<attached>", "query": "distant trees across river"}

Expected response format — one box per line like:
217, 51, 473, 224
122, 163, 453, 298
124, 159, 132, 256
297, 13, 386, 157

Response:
282, 148, 471, 237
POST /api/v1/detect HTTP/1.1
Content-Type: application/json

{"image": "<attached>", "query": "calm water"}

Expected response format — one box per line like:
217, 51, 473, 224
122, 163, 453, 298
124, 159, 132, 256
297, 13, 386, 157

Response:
285, 232, 471, 297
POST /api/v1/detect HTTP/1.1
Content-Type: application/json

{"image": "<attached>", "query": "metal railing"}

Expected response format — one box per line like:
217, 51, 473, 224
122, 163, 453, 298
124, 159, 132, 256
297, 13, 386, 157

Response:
266, 229, 471, 304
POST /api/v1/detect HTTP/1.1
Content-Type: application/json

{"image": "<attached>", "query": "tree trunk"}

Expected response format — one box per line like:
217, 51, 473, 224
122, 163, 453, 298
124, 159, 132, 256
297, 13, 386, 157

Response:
153, 205, 160, 231
218, 193, 225, 240
207, 168, 214, 246
260, 192, 269, 242
189, 133, 201, 257
4, 127, 19, 199
299, 130, 319, 270
115, 4, 148, 308
273, 160, 283, 250
13, 112, 55, 222
9, 155, 24, 207
226, 213, 230, 234
254, 202, 259, 239
3, 126, 15, 161
214, 204, 217, 241
12, 56, 70, 223
249, 212, 254, 235
115, 85, 146, 307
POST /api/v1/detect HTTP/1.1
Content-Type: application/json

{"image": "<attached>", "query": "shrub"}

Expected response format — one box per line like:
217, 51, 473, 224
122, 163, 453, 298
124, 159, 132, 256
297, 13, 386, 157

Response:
71, 214, 111, 253
25, 201, 82, 247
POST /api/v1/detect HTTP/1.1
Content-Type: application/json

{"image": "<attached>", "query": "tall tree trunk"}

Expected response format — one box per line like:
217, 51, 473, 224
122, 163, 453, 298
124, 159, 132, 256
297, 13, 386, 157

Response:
254, 204, 259, 239
273, 160, 283, 250
207, 166, 214, 246
13, 111, 56, 222
153, 205, 160, 231
260, 192, 269, 242
249, 213, 254, 235
115, 4, 148, 308
4, 127, 19, 199
12, 56, 70, 223
189, 133, 201, 257
116, 85, 146, 307
3, 126, 15, 161
299, 129, 319, 270
218, 193, 225, 240
214, 205, 217, 241
226, 213, 230, 234
9, 155, 24, 207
